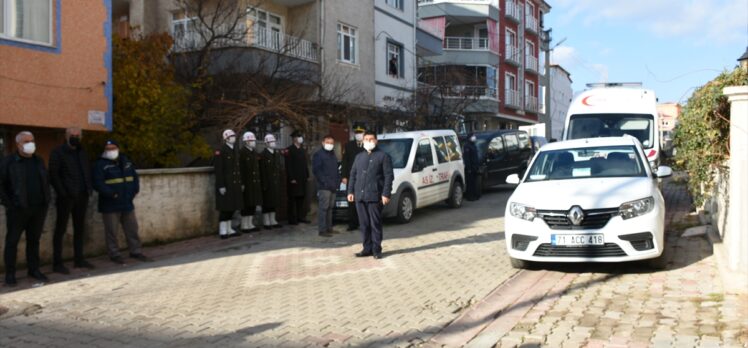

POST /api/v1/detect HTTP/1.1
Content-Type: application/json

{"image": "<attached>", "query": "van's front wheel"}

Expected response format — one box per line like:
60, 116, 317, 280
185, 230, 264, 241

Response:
396, 191, 414, 224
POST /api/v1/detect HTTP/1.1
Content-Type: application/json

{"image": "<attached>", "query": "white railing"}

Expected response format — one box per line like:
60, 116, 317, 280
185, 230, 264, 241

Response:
505, 0, 521, 21
505, 44, 520, 64
525, 54, 538, 72
419, 0, 498, 4
444, 36, 489, 50
525, 15, 538, 33
504, 89, 520, 107
525, 95, 539, 112
420, 85, 498, 100
172, 22, 319, 63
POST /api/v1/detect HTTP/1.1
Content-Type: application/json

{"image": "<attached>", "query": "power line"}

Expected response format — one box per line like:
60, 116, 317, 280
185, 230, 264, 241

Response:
0, 73, 98, 91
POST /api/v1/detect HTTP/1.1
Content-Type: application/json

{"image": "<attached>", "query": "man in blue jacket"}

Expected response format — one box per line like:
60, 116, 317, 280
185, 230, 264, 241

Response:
312, 135, 340, 237
92, 140, 151, 265
346, 131, 394, 259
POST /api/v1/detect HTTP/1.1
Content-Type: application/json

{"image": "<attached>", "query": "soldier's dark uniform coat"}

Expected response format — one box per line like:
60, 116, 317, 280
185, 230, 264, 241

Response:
240, 146, 263, 209
341, 140, 364, 181
259, 148, 282, 209
284, 144, 309, 197
213, 144, 243, 212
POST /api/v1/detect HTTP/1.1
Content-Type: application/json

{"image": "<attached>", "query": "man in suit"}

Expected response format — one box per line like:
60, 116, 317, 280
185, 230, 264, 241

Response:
213, 130, 243, 239
341, 125, 365, 231
285, 130, 309, 225
346, 130, 394, 259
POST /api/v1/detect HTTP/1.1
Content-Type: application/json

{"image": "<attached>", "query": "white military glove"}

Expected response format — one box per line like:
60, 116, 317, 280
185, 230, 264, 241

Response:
219, 187, 227, 195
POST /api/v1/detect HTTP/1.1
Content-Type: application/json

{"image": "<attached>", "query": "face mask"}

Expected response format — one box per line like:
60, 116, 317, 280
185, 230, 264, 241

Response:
363, 141, 375, 151
267, 141, 276, 149
470, 136, 477, 142
354, 133, 364, 142
104, 150, 119, 160
296, 137, 304, 145
22, 142, 36, 155
246, 141, 256, 149
323, 143, 334, 151
69, 136, 81, 148
226, 136, 236, 145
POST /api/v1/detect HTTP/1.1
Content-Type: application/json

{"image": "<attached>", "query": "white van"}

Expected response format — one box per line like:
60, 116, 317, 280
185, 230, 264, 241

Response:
377, 130, 466, 223
563, 83, 661, 168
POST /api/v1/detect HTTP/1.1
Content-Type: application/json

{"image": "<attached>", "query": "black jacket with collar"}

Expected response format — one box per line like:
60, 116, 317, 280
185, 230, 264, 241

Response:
0, 153, 51, 209
49, 143, 92, 198
347, 147, 394, 202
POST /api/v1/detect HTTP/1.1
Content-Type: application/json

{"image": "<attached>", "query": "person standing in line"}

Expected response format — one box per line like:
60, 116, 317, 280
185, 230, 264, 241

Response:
346, 131, 394, 260
312, 135, 340, 237
49, 127, 95, 274
239, 131, 262, 233
0, 131, 51, 286
259, 134, 282, 229
285, 130, 310, 225
92, 140, 152, 264
341, 125, 365, 231
463, 133, 481, 201
213, 130, 243, 239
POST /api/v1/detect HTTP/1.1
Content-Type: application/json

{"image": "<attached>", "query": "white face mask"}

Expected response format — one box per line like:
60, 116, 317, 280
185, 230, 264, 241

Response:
470, 136, 477, 142
226, 136, 236, 145
363, 141, 376, 151
104, 150, 119, 160
354, 133, 364, 142
267, 141, 276, 149
323, 143, 334, 151
22, 142, 36, 155
296, 137, 304, 145
245, 141, 256, 149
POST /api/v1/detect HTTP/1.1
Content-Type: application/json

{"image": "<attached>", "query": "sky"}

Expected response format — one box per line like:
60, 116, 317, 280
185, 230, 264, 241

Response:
545, 0, 748, 104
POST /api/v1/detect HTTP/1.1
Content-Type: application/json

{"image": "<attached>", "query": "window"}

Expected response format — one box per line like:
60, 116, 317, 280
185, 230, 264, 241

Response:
172, 11, 196, 39
525, 2, 535, 18
505, 28, 516, 48
526, 146, 647, 182
525, 40, 535, 58
248, 8, 283, 49
504, 134, 519, 152
376, 139, 413, 168
387, 41, 403, 78
1, 0, 53, 45
337, 23, 357, 64
505, 72, 516, 90
385, 0, 403, 10
413, 138, 434, 172
487, 137, 504, 160
432, 136, 450, 164
525, 80, 535, 98
518, 132, 529, 149
445, 135, 462, 161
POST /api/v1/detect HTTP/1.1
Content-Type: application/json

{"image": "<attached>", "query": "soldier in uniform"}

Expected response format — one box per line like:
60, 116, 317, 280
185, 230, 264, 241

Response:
341, 125, 366, 231
213, 129, 243, 239
239, 131, 262, 233
285, 130, 309, 225
259, 134, 282, 229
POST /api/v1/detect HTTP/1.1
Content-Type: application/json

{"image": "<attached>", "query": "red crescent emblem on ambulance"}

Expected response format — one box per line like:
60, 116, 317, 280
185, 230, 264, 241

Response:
582, 96, 594, 106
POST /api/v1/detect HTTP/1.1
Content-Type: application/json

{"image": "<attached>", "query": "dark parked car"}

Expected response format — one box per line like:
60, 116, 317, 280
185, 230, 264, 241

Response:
530, 135, 548, 155
463, 130, 533, 190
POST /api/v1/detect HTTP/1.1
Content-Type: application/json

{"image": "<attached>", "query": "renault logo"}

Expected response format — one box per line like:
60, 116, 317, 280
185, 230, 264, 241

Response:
568, 206, 585, 225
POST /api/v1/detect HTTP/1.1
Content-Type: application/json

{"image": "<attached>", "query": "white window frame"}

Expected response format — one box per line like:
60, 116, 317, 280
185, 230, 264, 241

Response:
505, 72, 517, 91
525, 39, 535, 57
0, 0, 55, 47
385, 0, 404, 11
247, 7, 284, 33
505, 28, 516, 46
525, 1, 535, 19
171, 11, 197, 38
337, 23, 357, 65
387, 40, 403, 78
525, 80, 535, 97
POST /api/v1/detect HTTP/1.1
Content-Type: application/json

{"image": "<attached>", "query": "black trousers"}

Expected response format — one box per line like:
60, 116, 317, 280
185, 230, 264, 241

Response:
53, 194, 89, 265
347, 201, 359, 229
465, 172, 481, 201
356, 201, 384, 254
4, 205, 47, 275
218, 211, 234, 221
287, 195, 305, 224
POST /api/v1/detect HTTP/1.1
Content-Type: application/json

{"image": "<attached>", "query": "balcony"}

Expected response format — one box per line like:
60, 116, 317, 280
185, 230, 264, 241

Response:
418, 0, 500, 22
525, 15, 539, 33
505, 44, 520, 65
444, 37, 489, 51
505, 0, 521, 22
525, 55, 538, 73
525, 95, 539, 113
173, 22, 319, 63
504, 89, 521, 108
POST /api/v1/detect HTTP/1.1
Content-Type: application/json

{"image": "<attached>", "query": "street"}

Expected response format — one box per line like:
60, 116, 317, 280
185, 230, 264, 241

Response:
0, 179, 746, 347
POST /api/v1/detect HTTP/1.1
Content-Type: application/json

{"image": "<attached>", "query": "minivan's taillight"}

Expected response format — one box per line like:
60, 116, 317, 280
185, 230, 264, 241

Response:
647, 149, 657, 158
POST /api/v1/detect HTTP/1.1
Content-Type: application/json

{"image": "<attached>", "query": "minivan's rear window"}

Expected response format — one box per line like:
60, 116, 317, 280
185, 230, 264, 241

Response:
377, 139, 413, 169
568, 113, 655, 149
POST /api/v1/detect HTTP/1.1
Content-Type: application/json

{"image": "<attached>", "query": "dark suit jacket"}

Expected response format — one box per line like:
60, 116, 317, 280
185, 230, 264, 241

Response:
347, 147, 394, 202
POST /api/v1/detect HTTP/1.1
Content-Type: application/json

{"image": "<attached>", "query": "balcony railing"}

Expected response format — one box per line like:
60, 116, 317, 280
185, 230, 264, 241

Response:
173, 22, 319, 63
504, 89, 520, 108
525, 54, 538, 72
444, 36, 489, 50
525, 15, 538, 33
505, 0, 521, 22
505, 44, 520, 65
420, 84, 498, 100
419, 0, 498, 4
525, 95, 539, 112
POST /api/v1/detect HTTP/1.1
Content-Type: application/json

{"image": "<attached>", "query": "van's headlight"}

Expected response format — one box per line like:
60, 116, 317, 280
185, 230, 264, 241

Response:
619, 197, 655, 220
510, 202, 536, 221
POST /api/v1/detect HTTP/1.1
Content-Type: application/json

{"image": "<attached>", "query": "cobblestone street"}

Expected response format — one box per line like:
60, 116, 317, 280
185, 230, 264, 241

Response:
1, 179, 746, 347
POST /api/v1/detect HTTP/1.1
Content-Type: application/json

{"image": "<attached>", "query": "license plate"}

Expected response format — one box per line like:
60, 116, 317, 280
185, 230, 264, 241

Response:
335, 201, 349, 208
551, 234, 604, 246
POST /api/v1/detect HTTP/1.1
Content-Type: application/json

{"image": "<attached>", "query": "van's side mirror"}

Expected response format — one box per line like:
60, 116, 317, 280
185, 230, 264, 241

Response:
506, 174, 520, 184
413, 157, 426, 172
655, 166, 673, 178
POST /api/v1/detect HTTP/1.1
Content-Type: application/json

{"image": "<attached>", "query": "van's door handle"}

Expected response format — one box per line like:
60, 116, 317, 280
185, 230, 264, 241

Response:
432, 168, 438, 172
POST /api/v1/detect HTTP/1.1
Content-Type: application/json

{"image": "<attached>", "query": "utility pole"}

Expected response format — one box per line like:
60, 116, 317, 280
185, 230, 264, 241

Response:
541, 28, 552, 140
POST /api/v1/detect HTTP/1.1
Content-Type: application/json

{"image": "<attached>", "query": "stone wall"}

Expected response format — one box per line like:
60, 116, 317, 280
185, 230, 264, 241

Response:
706, 165, 730, 240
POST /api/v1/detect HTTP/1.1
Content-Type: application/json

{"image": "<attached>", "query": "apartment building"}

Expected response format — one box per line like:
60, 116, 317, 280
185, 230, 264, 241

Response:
0, 0, 112, 159
374, 0, 418, 116
417, 0, 550, 131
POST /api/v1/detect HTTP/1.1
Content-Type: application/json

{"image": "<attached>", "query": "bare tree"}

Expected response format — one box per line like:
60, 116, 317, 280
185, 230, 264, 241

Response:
413, 63, 485, 130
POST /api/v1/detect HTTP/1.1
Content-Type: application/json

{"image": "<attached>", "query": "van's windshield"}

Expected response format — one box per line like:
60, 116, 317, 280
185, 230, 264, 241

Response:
377, 139, 413, 169
567, 114, 655, 149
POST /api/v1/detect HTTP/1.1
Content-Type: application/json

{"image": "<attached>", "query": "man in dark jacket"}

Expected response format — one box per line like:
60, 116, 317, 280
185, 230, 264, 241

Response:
0, 131, 51, 286
213, 129, 243, 239
92, 140, 151, 264
312, 135, 340, 237
239, 131, 262, 233
260, 134, 282, 229
49, 127, 95, 274
463, 133, 481, 201
341, 125, 365, 231
346, 131, 394, 259
285, 130, 309, 225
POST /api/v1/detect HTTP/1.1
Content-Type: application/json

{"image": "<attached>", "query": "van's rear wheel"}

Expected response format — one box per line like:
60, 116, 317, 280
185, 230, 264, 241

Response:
396, 191, 414, 224
447, 181, 464, 208
510, 257, 530, 269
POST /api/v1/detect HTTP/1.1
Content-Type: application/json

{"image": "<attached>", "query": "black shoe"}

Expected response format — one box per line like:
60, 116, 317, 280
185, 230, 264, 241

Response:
264, 226, 272, 230
53, 264, 70, 275
228, 232, 241, 238
299, 219, 311, 224
220, 234, 229, 240
288, 222, 299, 226
74, 260, 95, 269
373, 253, 383, 260
318, 231, 333, 237
110, 256, 126, 265
5, 273, 17, 287
346, 226, 358, 231
272, 224, 282, 228
355, 251, 372, 257
28, 270, 49, 282
130, 253, 154, 262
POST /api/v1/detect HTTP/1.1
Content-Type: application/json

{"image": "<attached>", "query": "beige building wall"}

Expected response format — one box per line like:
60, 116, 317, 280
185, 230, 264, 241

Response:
657, 102, 681, 132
